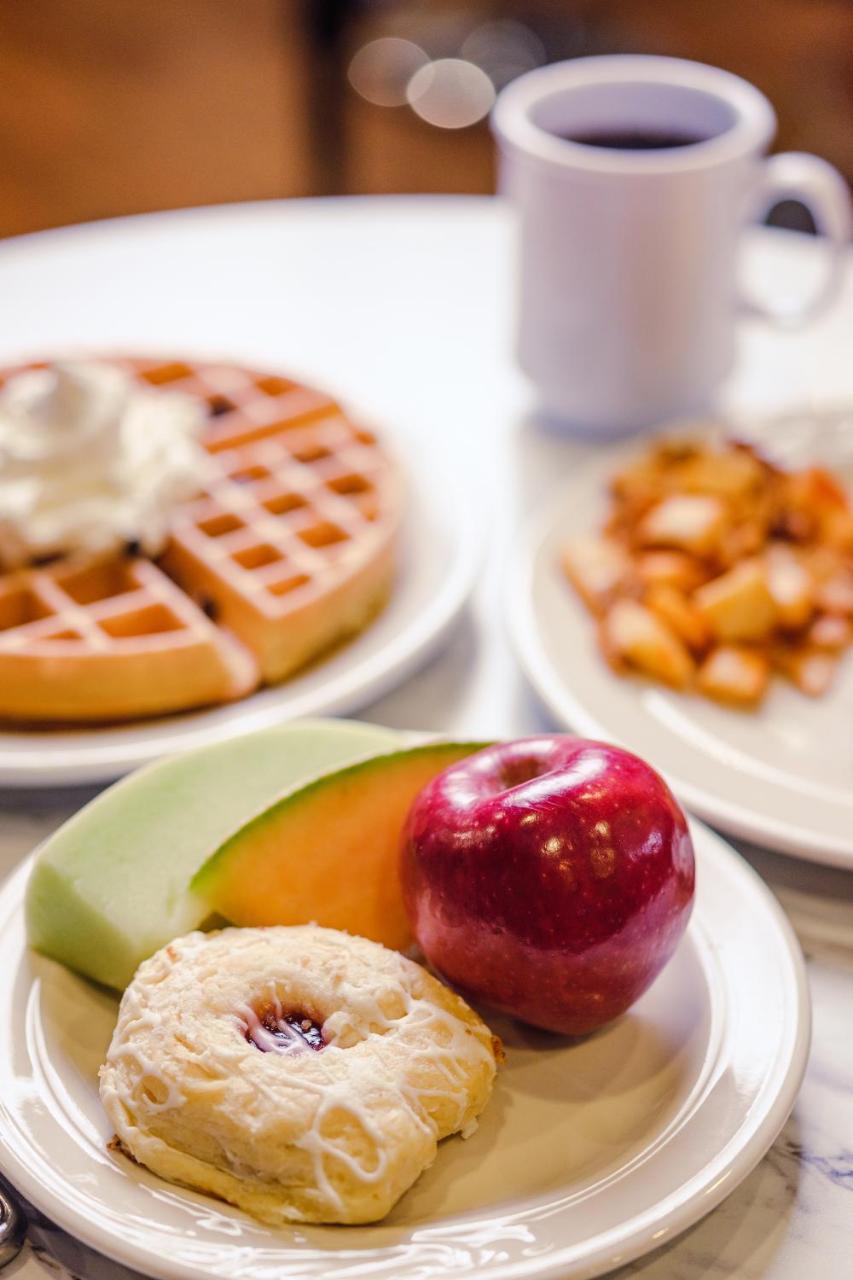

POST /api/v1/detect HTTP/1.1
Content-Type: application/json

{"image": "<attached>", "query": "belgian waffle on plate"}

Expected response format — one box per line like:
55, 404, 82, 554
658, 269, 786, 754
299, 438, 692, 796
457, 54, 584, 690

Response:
0, 357, 401, 723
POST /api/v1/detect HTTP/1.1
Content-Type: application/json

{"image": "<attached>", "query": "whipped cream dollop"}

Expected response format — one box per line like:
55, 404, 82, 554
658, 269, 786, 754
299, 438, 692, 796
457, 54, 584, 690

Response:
0, 361, 208, 567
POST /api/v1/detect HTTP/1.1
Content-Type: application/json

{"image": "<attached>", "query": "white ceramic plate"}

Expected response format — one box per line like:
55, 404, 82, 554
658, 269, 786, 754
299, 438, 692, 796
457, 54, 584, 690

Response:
0, 822, 808, 1280
509, 412, 853, 869
0, 447, 479, 789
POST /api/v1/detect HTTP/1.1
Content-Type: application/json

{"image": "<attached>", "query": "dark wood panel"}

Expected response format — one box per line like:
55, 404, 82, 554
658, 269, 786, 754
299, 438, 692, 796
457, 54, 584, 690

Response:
0, 0, 311, 236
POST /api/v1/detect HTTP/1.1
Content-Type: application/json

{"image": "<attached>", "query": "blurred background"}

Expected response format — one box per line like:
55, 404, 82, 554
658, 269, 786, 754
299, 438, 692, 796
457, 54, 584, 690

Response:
1, 0, 851, 238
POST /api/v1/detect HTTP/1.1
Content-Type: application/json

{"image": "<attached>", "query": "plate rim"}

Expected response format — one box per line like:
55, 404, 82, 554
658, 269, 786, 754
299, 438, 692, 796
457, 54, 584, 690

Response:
0, 822, 810, 1280
0, 440, 481, 790
508, 478, 853, 870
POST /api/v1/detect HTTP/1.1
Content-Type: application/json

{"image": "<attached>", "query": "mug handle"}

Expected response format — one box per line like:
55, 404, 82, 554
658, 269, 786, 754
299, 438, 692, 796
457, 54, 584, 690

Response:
742, 151, 852, 326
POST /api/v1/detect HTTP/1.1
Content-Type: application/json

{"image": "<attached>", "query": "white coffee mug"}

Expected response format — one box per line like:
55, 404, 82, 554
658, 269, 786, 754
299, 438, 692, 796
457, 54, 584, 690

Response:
492, 56, 852, 434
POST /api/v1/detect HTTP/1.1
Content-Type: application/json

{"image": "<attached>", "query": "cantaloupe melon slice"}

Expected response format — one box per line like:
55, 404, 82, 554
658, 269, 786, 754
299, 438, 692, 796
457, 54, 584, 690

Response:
26, 718, 401, 990
192, 741, 489, 951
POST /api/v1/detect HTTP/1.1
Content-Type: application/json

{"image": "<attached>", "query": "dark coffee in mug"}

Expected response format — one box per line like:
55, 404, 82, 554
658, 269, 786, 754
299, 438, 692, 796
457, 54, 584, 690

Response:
557, 128, 708, 150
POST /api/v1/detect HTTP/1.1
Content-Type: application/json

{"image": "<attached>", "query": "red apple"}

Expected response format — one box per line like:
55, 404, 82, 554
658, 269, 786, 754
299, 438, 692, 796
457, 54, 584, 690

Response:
400, 735, 695, 1035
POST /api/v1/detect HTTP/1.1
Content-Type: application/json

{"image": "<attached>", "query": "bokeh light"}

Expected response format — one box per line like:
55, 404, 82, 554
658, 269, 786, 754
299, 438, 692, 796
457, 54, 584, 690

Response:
406, 58, 496, 130
348, 37, 429, 108
461, 20, 546, 89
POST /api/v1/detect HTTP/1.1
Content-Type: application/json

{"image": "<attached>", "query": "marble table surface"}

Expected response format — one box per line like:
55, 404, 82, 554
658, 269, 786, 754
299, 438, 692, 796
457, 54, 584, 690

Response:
1, 197, 852, 1279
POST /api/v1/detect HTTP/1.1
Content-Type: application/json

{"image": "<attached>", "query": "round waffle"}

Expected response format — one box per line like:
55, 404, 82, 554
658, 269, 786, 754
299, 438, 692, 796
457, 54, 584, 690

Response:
0, 357, 401, 723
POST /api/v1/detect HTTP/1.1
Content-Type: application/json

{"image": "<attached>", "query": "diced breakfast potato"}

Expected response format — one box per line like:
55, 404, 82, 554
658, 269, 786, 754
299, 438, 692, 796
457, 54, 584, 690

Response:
610, 452, 674, 507
638, 494, 728, 557
565, 433, 853, 709
815, 570, 853, 616
697, 646, 770, 708
561, 536, 630, 615
600, 600, 694, 689
776, 468, 848, 542
717, 516, 768, 568
808, 614, 851, 650
803, 544, 847, 584
789, 466, 848, 513
654, 439, 703, 464
822, 507, 853, 553
774, 646, 839, 697
636, 550, 707, 593
694, 559, 777, 642
765, 544, 814, 630
673, 446, 764, 499
645, 584, 711, 653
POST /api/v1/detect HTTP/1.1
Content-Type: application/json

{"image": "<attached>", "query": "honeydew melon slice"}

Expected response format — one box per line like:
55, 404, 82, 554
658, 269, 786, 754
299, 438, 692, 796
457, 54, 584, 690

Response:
191, 740, 489, 952
25, 718, 401, 990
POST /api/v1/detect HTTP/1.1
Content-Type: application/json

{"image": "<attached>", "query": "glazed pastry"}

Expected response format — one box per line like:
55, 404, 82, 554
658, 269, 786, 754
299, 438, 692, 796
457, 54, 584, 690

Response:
99, 925, 499, 1224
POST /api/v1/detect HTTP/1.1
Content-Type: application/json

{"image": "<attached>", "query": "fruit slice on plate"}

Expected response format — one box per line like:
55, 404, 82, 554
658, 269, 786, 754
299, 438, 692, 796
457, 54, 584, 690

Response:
192, 740, 490, 952
26, 718, 400, 990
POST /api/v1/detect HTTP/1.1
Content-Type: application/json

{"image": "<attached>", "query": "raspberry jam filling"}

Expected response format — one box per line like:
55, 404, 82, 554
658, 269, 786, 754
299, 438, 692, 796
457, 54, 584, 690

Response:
242, 1006, 325, 1055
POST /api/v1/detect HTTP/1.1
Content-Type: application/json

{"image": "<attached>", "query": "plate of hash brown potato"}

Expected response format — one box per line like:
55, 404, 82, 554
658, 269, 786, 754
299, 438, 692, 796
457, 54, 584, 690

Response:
509, 411, 853, 868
